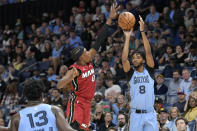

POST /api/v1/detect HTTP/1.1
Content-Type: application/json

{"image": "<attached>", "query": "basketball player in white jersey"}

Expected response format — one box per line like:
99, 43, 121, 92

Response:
121, 16, 158, 131
6, 79, 76, 131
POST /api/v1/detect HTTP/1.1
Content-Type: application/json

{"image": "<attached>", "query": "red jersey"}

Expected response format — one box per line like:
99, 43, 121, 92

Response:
70, 62, 95, 100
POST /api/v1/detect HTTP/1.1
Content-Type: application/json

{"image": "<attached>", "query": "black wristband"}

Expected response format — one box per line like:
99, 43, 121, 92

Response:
140, 30, 145, 32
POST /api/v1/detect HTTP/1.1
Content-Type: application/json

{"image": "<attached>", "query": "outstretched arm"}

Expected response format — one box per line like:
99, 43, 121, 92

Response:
121, 29, 133, 73
57, 68, 79, 90
52, 106, 76, 131
89, 4, 119, 58
139, 16, 154, 68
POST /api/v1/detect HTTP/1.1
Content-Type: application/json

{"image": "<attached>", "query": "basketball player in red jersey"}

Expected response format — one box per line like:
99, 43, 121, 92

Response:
57, 4, 119, 131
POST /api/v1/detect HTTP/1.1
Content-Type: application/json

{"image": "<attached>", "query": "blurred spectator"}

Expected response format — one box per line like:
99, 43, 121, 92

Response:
104, 78, 121, 99
166, 107, 181, 131
115, 113, 129, 131
51, 39, 63, 73
0, 82, 19, 108
173, 90, 186, 115
159, 108, 169, 128
145, 5, 160, 24
162, 57, 182, 78
184, 96, 197, 122
95, 78, 106, 95
68, 29, 83, 49
180, 69, 192, 100
167, 70, 182, 105
93, 104, 105, 129
191, 61, 197, 78
184, 44, 197, 66
174, 45, 188, 65
98, 112, 116, 131
159, 45, 174, 65
47, 66, 58, 82
154, 74, 168, 101
175, 117, 189, 131
184, 8, 196, 29
50, 88, 63, 107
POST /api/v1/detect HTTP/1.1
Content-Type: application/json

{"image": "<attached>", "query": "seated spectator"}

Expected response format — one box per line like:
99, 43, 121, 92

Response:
47, 66, 57, 82
41, 40, 52, 62
53, 17, 64, 35
104, 78, 121, 99
184, 8, 196, 29
174, 45, 187, 65
175, 117, 190, 131
95, 78, 106, 96
184, 96, 197, 122
0, 82, 19, 108
98, 112, 116, 131
99, 59, 116, 76
184, 44, 197, 67
93, 104, 105, 129
180, 69, 192, 100
190, 61, 197, 78
167, 70, 182, 105
68, 30, 83, 49
115, 113, 129, 131
159, 108, 169, 128
145, 5, 160, 25
51, 39, 63, 73
50, 88, 63, 107
173, 90, 186, 115
13, 55, 24, 71
166, 107, 181, 131
159, 45, 174, 66
154, 97, 163, 113
162, 57, 182, 78
154, 74, 168, 101
31, 68, 40, 80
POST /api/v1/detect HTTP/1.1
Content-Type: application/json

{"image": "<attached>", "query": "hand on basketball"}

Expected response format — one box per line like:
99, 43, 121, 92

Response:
123, 28, 133, 38
109, 3, 120, 19
139, 15, 145, 32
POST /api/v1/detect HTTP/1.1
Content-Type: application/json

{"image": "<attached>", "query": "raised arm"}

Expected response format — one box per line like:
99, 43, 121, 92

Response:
89, 4, 119, 58
57, 68, 79, 90
121, 29, 133, 73
52, 106, 76, 131
139, 16, 154, 68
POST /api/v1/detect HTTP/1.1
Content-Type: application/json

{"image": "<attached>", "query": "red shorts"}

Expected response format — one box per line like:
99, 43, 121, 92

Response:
66, 96, 91, 130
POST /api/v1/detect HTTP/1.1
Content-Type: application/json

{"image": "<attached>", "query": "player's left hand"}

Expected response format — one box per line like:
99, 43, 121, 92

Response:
138, 15, 145, 32
109, 3, 120, 19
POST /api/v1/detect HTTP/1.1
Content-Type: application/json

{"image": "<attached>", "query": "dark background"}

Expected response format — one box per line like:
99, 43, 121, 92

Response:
0, 0, 81, 27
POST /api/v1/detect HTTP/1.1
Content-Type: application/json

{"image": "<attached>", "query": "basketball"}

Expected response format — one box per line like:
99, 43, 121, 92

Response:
118, 12, 136, 31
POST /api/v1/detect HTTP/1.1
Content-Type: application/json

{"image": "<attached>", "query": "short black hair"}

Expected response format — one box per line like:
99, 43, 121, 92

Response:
131, 50, 146, 61
22, 79, 45, 101
175, 117, 188, 126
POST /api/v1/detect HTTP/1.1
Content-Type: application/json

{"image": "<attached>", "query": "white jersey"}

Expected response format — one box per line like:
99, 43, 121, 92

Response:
18, 104, 58, 131
129, 67, 155, 111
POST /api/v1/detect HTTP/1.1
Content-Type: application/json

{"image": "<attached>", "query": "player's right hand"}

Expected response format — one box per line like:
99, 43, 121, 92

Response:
71, 67, 79, 79
123, 28, 133, 38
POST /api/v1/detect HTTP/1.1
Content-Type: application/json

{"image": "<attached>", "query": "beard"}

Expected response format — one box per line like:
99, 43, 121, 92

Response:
133, 63, 144, 69
119, 122, 125, 127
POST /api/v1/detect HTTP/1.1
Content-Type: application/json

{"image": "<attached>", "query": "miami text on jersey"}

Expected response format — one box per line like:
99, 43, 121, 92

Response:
134, 75, 149, 84
82, 69, 95, 78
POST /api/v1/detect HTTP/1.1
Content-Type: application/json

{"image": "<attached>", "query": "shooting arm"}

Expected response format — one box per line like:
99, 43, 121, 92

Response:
122, 35, 131, 73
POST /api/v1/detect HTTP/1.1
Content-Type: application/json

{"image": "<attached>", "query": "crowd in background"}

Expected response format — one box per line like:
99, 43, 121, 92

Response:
0, 0, 197, 131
